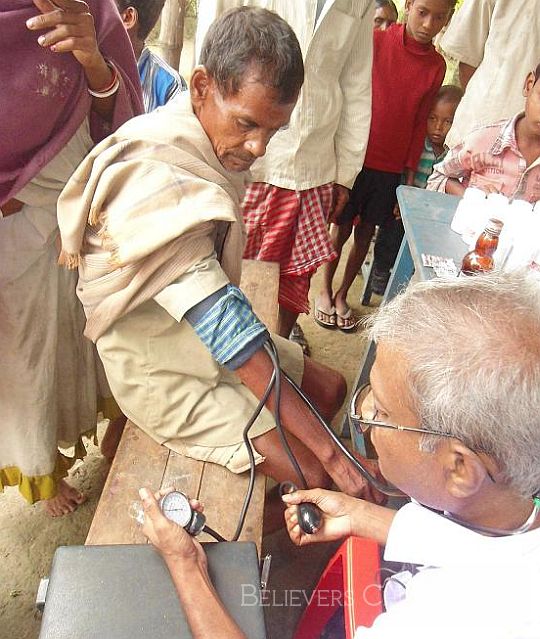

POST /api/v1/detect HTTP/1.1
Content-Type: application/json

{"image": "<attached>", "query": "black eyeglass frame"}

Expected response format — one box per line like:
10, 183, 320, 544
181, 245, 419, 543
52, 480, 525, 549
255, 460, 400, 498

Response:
348, 385, 496, 484
348, 385, 454, 438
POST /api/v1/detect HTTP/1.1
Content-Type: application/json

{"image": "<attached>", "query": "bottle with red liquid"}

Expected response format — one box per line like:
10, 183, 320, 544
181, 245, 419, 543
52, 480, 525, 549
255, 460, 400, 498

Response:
460, 218, 504, 276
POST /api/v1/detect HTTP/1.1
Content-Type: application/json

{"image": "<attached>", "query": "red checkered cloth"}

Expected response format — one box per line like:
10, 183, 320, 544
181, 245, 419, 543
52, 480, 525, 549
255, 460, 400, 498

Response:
242, 183, 337, 315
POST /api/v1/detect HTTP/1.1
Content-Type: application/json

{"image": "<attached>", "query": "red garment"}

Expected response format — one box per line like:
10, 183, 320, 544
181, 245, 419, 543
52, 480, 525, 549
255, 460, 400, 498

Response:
364, 24, 445, 174
242, 183, 336, 314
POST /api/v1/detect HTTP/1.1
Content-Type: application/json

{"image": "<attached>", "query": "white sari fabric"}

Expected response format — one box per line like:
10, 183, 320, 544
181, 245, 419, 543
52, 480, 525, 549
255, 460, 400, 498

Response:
0, 122, 99, 500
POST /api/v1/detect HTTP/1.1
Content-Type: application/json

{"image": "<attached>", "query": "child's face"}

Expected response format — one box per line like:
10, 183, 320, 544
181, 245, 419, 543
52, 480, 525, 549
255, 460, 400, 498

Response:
426, 99, 456, 148
523, 72, 540, 137
405, 0, 451, 44
374, 6, 398, 30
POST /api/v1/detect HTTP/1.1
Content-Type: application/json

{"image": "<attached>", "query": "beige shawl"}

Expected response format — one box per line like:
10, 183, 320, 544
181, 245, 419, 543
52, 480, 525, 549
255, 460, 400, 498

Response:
57, 95, 248, 342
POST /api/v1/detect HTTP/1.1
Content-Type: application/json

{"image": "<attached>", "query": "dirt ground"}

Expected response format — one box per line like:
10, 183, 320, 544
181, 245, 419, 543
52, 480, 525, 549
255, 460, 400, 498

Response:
0, 242, 381, 639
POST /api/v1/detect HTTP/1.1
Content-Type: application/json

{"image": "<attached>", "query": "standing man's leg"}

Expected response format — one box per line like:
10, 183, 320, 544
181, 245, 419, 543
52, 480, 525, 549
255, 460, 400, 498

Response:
316, 219, 353, 325
332, 169, 401, 321
333, 218, 376, 321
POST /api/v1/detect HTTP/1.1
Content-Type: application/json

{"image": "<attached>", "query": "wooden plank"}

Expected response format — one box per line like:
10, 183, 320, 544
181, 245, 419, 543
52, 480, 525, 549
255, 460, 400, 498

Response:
86, 422, 169, 545
160, 450, 204, 499
196, 462, 266, 551
240, 259, 279, 332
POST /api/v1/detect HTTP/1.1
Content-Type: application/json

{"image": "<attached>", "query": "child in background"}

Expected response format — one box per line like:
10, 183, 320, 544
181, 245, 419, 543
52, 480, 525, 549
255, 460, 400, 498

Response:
374, 0, 398, 31
115, 0, 187, 112
427, 65, 540, 202
413, 84, 463, 186
316, 0, 454, 331
371, 84, 463, 294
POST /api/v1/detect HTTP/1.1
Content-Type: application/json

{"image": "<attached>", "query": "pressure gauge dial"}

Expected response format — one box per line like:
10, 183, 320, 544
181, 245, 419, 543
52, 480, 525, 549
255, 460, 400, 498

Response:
159, 491, 206, 536
160, 491, 193, 527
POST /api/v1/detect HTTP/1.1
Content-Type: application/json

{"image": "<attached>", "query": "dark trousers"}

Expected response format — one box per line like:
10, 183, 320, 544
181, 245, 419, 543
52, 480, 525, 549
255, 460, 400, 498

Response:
373, 217, 404, 273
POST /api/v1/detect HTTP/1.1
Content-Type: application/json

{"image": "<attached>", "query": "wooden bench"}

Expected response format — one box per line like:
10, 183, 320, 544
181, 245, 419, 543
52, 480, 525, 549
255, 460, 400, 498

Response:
86, 260, 280, 554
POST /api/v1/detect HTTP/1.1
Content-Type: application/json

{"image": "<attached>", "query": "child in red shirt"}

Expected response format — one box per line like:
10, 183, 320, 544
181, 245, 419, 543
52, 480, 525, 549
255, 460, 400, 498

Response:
316, 0, 454, 331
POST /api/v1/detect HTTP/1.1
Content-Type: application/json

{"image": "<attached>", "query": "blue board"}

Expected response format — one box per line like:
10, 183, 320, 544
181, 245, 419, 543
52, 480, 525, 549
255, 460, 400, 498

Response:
350, 186, 465, 452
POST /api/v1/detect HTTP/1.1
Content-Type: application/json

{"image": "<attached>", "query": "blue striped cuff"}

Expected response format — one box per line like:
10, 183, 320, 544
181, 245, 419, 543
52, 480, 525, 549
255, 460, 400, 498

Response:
185, 285, 268, 369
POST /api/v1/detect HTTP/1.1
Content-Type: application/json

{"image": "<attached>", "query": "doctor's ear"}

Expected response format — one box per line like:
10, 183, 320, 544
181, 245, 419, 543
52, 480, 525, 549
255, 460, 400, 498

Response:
443, 441, 496, 499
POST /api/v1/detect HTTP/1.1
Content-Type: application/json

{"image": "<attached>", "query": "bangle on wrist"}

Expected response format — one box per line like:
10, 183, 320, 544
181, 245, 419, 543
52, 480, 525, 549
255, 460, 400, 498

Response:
88, 61, 120, 99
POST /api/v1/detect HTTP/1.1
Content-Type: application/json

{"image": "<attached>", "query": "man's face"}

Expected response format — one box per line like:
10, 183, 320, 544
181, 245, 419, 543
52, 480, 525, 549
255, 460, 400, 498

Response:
369, 343, 444, 506
426, 99, 455, 148
523, 72, 540, 138
405, 0, 450, 44
192, 66, 297, 173
373, 6, 397, 31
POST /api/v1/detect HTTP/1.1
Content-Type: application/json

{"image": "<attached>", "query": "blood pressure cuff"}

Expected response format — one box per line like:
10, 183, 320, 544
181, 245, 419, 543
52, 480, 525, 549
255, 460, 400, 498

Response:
184, 284, 269, 370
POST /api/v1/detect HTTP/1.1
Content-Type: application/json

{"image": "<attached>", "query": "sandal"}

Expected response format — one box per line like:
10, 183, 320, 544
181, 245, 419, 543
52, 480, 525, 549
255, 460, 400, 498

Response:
313, 305, 337, 329
336, 308, 361, 332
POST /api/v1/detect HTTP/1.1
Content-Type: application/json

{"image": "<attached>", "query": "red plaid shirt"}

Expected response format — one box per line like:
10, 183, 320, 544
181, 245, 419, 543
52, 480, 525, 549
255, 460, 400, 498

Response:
242, 182, 337, 277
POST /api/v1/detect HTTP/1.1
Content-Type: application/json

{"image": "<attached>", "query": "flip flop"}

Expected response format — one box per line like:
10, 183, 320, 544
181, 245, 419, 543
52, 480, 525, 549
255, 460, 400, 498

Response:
336, 308, 361, 333
313, 305, 337, 329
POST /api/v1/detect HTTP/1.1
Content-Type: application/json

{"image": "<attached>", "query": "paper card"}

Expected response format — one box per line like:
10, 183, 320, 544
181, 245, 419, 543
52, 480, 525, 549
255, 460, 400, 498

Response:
421, 253, 458, 277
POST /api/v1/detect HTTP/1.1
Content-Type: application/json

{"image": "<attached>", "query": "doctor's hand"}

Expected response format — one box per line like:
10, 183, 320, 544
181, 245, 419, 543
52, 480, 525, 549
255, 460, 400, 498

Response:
139, 487, 208, 573
282, 488, 359, 547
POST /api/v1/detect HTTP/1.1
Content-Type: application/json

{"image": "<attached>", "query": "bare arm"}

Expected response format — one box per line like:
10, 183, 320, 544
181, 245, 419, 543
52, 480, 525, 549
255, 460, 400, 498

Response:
445, 178, 466, 197
328, 184, 351, 224
140, 488, 247, 639
459, 62, 477, 91
165, 558, 247, 639
404, 168, 415, 187
426, 140, 473, 195
235, 349, 333, 443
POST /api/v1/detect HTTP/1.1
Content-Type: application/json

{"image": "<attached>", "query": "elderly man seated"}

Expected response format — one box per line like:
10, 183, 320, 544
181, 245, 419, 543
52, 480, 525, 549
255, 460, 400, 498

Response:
58, 7, 374, 501
140, 271, 540, 638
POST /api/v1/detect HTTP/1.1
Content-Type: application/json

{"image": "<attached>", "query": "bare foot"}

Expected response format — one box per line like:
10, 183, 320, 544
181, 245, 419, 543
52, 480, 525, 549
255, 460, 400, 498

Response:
100, 415, 127, 462
44, 479, 87, 517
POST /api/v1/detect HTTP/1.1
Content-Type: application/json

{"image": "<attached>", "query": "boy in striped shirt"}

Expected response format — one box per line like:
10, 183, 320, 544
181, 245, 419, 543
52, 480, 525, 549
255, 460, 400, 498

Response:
371, 84, 462, 295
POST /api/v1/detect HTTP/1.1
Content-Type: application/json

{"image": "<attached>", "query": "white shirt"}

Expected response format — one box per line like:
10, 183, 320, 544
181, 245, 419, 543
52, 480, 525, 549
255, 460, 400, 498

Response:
354, 502, 540, 639
440, 0, 540, 148
195, 0, 373, 190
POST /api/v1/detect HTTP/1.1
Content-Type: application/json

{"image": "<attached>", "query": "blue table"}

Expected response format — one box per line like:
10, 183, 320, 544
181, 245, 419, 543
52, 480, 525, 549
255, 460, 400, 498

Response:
350, 186, 465, 452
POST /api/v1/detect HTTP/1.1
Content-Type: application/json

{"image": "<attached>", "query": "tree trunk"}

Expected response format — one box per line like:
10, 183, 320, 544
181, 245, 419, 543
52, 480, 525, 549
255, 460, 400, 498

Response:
155, 0, 186, 71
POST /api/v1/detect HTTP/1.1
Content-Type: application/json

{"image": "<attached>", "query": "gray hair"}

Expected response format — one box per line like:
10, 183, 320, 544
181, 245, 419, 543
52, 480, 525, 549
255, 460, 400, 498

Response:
199, 6, 304, 104
366, 271, 540, 498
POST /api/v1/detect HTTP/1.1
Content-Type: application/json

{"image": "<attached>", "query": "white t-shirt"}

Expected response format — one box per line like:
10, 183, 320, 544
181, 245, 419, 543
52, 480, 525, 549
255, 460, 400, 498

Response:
440, 0, 540, 148
355, 502, 540, 638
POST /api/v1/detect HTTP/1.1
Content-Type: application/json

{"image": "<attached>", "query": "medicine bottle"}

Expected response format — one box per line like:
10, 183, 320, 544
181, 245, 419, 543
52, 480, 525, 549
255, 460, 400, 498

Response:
461, 218, 503, 276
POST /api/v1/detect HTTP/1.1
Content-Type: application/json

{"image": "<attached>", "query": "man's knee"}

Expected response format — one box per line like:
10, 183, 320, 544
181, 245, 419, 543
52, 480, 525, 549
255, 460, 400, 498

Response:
302, 358, 347, 419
